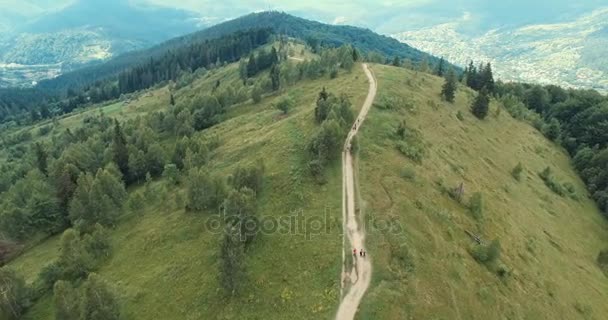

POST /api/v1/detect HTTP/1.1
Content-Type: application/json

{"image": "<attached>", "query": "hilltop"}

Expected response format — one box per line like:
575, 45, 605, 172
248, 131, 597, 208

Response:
0, 20, 607, 320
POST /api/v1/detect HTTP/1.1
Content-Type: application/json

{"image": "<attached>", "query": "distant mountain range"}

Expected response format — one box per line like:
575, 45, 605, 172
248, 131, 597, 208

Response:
35, 11, 448, 93
393, 8, 608, 92
0, 0, 201, 87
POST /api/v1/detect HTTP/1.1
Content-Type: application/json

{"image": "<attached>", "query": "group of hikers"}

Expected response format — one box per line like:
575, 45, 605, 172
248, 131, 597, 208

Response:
353, 248, 367, 258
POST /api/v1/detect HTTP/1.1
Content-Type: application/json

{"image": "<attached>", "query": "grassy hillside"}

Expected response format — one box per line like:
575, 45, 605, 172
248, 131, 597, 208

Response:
356, 64, 608, 319
8, 51, 369, 319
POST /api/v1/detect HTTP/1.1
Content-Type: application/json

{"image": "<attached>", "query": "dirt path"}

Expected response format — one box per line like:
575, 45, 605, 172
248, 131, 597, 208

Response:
336, 63, 377, 320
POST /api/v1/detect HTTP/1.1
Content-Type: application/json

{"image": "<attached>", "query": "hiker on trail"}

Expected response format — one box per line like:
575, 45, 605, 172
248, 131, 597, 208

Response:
360, 249, 363, 257
353, 248, 357, 256
363, 250, 366, 257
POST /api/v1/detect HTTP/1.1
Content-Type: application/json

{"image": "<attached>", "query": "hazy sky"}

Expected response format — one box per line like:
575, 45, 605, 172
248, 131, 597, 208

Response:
3, 0, 607, 34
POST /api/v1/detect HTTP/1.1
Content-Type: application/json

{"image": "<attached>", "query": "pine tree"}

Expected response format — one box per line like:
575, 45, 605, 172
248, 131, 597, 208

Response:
170, 93, 175, 106
481, 62, 495, 92
471, 88, 490, 119
34, 142, 48, 175
466, 60, 477, 89
352, 47, 359, 62
270, 47, 279, 65
436, 57, 445, 76
246, 53, 258, 77
111, 120, 129, 180
441, 68, 457, 103
392, 56, 401, 67
270, 63, 280, 91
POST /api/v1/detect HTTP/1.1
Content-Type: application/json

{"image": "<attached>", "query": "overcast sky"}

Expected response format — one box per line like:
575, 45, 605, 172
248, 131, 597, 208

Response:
3, 0, 607, 34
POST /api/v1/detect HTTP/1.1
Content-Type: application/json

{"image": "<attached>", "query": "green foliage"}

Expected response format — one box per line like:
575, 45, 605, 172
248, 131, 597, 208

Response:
270, 63, 281, 91
456, 110, 465, 121
69, 168, 127, 231
598, 250, 608, 276
229, 161, 265, 196
162, 163, 180, 185
53, 280, 80, 320
469, 192, 484, 221
542, 118, 562, 142
0, 170, 63, 240
539, 166, 567, 197
224, 188, 259, 246
471, 89, 490, 120
81, 273, 121, 320
251, 85, 262, 104
0, 268, 30, 320
111, 120, 129, 180
472, 239, 501, 265
186, 168, 226, 212
400, 167, 416, 181
219, 225, 245, 297
395, 124, 426, 164
57, 229, 94, 280
464, 61, 495, 92
441, 68, 457, 103
512, 162, 524, 181
274, 96, 294, 114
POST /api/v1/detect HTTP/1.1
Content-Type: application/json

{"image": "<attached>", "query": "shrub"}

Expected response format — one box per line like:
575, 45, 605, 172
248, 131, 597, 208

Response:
401, 167, 416, 181
456, 111, 464, 121
396, 141, 425, 163
539, 166, 566, 196
598, 249, 608, 276
512, 162, 524, 181
472, 239, 501, 265
469, 192, 483, 221
274, 96, 294, 114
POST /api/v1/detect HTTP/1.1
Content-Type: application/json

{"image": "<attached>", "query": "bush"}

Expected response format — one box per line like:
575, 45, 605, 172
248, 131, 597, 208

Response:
598, 249, 608, 276
512, 162, 524, 181
274, 96, 294, 114
472, 239, 501, 265
396, 141, 425, 163
539, 166, 566, 196
469, 192, 483, 221
401, 167, 416, 181
456, 111, 464, 121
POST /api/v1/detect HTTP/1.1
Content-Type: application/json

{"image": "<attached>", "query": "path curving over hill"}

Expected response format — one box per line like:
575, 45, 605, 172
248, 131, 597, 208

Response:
336, 63, 377, 320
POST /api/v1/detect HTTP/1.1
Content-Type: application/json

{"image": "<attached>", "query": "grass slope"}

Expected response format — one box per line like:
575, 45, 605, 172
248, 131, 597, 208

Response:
356, 64, 608, 319
10, 58, 369, 319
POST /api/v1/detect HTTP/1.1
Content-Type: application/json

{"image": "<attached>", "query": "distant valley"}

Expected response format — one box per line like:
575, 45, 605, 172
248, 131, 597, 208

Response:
0, 0, 201, 87
394, 8, 608, 92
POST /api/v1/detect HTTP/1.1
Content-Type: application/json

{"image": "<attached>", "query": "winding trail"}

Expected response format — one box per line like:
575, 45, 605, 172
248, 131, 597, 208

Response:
336, 63, 377, 320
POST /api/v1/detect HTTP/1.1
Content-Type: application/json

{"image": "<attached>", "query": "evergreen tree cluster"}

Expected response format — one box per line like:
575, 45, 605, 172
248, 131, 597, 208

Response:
464, 61, 495, 92
118, 29, 272, 95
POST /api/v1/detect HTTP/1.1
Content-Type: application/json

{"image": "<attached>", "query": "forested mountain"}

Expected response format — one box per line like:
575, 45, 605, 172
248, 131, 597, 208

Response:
36, 11, 450, 93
